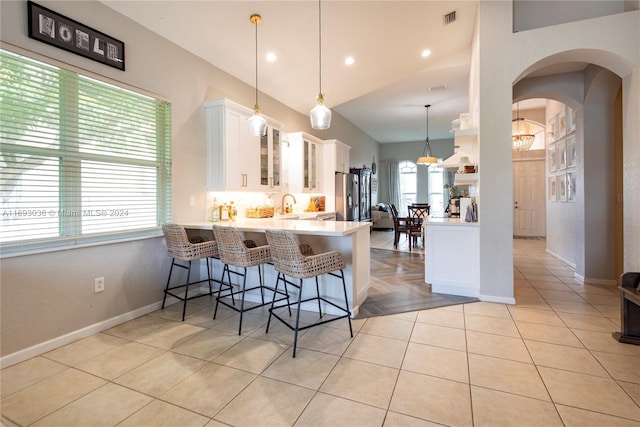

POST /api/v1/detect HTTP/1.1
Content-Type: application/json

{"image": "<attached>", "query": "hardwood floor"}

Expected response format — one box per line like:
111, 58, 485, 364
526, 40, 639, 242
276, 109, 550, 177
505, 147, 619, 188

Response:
359, 230, 477, 318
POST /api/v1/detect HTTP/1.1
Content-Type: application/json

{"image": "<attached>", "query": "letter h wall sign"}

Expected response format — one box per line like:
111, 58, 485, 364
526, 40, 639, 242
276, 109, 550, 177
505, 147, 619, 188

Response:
27, 1, 125, 71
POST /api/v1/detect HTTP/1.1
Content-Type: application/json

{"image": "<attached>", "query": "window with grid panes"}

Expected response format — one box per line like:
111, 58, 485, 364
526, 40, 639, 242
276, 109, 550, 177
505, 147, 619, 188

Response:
398, 160, 417, 216
0, 50, 172, 255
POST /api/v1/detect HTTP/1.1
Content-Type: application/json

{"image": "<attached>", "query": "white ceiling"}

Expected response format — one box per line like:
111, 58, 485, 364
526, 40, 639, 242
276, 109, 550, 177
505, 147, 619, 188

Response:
100, 1, 480, 143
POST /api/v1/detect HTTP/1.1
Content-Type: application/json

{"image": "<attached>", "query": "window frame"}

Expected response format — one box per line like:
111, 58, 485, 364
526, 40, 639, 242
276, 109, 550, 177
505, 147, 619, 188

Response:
398, 160, 417, 216
0, 48, 172, 257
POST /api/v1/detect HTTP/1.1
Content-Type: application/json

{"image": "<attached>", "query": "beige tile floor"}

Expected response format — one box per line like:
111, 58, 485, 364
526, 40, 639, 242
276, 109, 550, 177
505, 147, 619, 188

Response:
3, 238, 640, 426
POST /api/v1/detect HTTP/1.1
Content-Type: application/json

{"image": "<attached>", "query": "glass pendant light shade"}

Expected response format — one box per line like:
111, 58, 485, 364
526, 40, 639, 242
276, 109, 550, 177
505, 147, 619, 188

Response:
417, 104, 438, 165
247, 14, 267, 137
310, 93, 331, 129
248, 104, 268, 136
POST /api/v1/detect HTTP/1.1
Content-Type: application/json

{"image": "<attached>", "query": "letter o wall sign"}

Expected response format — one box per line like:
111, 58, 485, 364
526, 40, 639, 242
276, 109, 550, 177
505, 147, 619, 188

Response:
27, 1, 125, 71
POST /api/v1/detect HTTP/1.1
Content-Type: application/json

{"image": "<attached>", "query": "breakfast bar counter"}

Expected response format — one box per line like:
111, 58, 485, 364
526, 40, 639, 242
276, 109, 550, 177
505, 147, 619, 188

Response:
183, 219, 371, 317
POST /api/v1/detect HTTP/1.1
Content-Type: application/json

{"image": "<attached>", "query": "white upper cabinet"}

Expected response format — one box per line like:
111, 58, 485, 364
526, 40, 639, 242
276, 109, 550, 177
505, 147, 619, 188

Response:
325, 139, 351, 174
287, 132, 324, 193
205, 99, 282, 191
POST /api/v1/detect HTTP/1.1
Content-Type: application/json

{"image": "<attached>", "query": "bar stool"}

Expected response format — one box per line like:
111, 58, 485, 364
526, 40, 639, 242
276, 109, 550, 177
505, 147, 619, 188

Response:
212, 225, 289, 335
264, 229, 353, 357
161, 224, 227, 321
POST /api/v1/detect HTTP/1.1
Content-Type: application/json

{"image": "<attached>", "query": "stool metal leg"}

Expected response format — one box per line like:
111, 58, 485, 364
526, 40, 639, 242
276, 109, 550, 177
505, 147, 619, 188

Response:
181, 260, 193, 321
338, 269, 354, 337
213, 264, 230, 320
237, 267, 248, 335
292, 277, 304, 358
206, 258, 213, 295
162, 259, 176, 309
315, 277, 322, 318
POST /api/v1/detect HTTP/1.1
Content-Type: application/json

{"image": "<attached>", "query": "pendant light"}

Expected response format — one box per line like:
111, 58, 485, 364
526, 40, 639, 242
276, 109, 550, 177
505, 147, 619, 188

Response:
417, 104, 438, 165
512, 102, 535, 151
247, 13, 267, 137
310, 0, 331, 129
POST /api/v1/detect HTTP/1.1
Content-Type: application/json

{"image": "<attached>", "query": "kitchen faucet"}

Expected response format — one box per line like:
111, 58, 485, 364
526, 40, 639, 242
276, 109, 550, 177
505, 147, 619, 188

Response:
281, 193, 296, 215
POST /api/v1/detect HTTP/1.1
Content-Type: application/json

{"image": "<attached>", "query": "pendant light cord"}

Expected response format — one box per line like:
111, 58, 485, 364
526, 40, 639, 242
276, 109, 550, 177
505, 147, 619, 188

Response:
254, 17, 259, 106
425, 104, 431, 156
318, 0, 322, 95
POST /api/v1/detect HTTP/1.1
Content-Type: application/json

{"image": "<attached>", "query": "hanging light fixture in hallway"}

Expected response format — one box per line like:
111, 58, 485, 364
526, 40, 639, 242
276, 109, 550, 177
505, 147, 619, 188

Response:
310, 0, 331, 130
512, 102, 535, 151
417, 104, 438, 165
247, 13, 268, 137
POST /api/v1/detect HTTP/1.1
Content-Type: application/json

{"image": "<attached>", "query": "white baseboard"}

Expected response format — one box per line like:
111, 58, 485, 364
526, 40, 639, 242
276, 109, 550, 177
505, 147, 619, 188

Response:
584, 277, 618, 286
1, 301, 166, 369
545, 249, 577, 269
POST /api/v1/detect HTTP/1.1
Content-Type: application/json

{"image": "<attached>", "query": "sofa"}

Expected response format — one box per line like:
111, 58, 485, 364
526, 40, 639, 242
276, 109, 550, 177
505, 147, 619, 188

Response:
371, 203, 394, 230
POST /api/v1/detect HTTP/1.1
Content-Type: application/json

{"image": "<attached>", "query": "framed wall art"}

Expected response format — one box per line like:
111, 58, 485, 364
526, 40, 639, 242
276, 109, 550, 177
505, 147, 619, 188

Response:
557, 174, 567, 202
548, 177, 557, 202
567, 135, 577, 167
566, 106, 576, 133
558, 108, 566, 139
547, 115, 557, 143
27, 1, 125, 71
556, 139, 567, 170
567, 171, 577, 202
548, 144, 557, 172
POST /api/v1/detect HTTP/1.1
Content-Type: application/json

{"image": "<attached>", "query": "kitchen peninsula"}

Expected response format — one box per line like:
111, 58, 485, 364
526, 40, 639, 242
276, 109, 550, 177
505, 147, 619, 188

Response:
425, 215, 480, 298
183, 218, 371, 317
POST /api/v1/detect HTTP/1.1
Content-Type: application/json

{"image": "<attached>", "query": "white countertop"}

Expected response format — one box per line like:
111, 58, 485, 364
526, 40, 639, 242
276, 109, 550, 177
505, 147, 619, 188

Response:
425, 215, 480, 226
183, 218, 370, 236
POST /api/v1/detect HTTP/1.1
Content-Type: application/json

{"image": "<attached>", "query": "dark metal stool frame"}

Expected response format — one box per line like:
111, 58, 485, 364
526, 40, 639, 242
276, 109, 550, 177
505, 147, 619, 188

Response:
265, 229, 353, 357
212, 225, 290, 335
161, 224, 231, 321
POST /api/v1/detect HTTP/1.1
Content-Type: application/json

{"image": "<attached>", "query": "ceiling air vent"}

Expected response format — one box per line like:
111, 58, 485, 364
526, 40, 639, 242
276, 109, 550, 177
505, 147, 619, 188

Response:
444, 11, 456, 25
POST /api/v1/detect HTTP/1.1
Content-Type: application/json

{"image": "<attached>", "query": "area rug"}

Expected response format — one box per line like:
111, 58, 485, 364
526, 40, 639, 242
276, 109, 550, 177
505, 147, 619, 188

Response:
357, 248, 478, 319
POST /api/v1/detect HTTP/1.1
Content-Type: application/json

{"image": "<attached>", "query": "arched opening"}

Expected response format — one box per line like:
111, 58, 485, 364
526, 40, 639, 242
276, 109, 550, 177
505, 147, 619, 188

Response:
512, 59, 624, 285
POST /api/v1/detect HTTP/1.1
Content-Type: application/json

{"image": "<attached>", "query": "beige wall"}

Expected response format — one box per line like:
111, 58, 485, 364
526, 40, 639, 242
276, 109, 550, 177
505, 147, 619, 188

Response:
0, 0, 378, 362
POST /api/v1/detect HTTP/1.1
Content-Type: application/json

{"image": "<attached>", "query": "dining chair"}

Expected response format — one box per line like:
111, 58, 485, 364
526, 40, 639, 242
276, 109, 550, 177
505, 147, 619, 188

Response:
407, 205, 429, 251
389, 204, 410, 249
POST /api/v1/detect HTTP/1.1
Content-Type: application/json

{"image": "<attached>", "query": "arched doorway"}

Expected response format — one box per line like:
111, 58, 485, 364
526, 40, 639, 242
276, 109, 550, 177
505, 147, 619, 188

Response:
513, 62, 624, 284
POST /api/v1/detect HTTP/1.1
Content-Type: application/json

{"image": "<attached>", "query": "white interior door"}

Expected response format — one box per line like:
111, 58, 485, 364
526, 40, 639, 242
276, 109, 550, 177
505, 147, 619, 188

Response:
513, 159, 546, 237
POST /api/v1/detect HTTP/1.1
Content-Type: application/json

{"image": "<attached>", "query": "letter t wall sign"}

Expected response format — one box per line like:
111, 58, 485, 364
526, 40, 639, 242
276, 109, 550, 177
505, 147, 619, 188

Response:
27, 1, 125, 71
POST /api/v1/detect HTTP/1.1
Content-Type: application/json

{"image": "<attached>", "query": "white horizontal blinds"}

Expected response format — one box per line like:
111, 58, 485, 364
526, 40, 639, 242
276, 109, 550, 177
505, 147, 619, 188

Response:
0, 49, 172, 251
1, 52, 63, 243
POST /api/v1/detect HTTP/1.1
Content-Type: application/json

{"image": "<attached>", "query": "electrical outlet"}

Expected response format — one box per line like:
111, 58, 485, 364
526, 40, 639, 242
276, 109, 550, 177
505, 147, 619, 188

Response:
94, 277, 105, 293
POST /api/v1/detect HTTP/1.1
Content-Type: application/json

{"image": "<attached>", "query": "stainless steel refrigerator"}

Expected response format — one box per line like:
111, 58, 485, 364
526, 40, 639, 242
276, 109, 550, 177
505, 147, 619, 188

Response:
335, 172, 359, 221
350, 167, 372, 222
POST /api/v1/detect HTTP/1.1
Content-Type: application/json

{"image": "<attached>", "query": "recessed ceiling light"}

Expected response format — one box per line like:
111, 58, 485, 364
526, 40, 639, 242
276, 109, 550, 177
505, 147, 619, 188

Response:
421, 49, 432, 58
345, 56, 355, 65
266, 52, 277, 62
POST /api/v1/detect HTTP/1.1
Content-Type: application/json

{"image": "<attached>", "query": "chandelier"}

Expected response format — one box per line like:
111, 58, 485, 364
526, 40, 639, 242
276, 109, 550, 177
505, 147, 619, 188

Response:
512, 102, 535, 151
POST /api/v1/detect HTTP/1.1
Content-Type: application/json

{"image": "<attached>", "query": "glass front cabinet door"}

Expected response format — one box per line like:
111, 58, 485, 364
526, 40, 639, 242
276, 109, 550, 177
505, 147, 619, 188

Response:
259, 124, 282, 190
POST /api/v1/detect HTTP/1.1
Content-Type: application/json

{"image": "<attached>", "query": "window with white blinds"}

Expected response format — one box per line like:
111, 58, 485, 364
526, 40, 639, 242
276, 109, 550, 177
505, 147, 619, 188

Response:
0, 50, 172, 255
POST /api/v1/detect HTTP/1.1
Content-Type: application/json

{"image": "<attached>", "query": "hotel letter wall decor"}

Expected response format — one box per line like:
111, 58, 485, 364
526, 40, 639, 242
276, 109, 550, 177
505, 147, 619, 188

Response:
27, 1, 125, 71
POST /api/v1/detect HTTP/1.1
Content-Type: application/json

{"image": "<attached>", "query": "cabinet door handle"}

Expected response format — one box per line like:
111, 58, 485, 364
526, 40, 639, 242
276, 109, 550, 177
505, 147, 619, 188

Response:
241, 173, 247, 187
